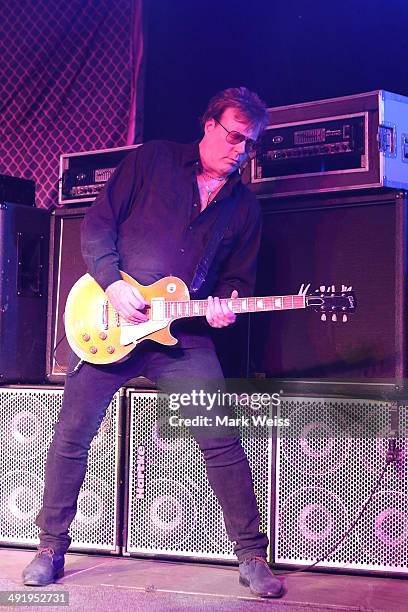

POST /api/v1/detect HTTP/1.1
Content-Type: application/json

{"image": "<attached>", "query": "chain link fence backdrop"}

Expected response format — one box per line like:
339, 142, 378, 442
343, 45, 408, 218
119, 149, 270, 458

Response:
0, 0, 144, 209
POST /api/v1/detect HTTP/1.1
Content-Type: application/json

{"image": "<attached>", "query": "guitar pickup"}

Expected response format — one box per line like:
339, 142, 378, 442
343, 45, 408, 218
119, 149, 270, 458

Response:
151, 298, 165, 321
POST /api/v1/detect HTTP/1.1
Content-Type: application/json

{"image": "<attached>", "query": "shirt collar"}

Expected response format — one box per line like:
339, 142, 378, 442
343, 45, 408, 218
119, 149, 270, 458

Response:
181, 141, 201, 167
182, 141, 242, 188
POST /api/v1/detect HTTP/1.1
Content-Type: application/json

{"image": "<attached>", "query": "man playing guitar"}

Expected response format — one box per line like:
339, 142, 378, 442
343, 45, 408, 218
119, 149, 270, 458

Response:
23, 87, 285, 598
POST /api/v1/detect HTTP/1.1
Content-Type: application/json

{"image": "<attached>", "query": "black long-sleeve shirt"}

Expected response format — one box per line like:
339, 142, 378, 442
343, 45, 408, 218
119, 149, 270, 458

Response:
81, 140, 262, 347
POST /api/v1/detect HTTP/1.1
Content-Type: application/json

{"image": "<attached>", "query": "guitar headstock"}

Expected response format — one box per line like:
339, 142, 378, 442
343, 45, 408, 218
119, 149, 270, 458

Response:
302, 284, 357, 322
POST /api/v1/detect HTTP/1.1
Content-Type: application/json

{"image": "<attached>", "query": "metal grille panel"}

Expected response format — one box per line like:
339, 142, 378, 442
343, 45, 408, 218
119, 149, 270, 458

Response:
0, 387, 122, 553
275, 396, 408, 572
125, 391, 271, 561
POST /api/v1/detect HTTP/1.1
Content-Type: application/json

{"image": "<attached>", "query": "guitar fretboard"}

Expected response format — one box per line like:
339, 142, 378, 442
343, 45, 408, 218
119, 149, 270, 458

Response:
164, 295, 306, 319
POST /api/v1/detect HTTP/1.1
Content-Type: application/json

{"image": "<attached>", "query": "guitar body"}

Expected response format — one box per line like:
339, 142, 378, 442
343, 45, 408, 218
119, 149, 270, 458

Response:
64, 272, 190, 365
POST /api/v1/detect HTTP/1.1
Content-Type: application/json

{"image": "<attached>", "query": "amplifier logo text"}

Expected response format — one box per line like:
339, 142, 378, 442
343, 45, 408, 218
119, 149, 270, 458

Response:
135, 445, 145, 500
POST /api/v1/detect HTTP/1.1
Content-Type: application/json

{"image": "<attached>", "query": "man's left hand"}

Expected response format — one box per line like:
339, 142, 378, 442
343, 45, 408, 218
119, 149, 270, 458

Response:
206, 290, 238, 328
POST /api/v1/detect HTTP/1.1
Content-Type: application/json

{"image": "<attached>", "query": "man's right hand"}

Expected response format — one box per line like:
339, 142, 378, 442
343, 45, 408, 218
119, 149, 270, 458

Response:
105, 280, 149, 323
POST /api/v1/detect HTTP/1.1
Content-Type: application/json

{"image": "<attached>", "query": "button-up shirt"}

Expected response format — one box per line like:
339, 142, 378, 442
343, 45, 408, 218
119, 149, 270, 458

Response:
81, 140, 262, 347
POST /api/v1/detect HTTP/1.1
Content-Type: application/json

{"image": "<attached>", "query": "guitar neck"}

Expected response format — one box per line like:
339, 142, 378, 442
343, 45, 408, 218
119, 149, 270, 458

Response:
165, 294, 306, 319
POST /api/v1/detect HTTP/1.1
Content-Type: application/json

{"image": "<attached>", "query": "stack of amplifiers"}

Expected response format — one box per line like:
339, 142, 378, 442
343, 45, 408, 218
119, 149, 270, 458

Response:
249, 90, 408, 198
59, 144, 141, 205
2, 385, 407, 572
0, 386, 123, 553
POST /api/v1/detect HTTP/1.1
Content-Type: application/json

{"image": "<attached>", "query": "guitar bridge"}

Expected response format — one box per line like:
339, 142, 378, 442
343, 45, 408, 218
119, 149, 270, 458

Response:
101, 300, 109, 330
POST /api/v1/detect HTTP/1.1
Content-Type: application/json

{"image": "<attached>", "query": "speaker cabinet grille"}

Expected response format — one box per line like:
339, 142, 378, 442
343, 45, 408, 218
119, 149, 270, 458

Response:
0, 386, 122, 553
274, 396, 408, 572
125, 391, 271, 561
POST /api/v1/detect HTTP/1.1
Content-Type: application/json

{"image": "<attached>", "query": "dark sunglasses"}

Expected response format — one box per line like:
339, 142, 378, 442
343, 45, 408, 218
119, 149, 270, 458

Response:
214, 118, 258, 158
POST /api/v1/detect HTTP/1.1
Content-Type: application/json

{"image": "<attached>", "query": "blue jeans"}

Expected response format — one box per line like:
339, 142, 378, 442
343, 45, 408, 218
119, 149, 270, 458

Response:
36, 343, 268, 561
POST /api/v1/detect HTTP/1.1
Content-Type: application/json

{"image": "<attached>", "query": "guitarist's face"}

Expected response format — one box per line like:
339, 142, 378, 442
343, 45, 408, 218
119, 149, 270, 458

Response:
202, 107, 260, 177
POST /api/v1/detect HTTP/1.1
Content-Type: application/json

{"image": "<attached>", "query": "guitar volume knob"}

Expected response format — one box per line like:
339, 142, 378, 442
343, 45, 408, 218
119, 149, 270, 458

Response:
82, 333, 90, 342
89, 346, 98, 354
106, 346, 115, 354
99, 332, 107, 340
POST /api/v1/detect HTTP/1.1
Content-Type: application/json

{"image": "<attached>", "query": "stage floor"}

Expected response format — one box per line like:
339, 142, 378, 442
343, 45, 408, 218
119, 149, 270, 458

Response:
1, 548, 407, 611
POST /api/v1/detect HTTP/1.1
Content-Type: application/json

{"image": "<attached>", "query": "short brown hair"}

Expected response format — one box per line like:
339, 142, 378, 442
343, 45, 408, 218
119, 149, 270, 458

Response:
201, 87, 269, 133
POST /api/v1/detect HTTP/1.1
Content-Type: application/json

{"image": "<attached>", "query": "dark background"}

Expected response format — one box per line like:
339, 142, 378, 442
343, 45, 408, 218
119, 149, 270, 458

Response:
143, 0, 408, 142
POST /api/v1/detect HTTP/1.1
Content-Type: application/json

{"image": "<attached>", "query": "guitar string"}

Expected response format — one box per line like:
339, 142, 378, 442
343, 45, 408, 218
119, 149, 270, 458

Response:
114, 295, 306, 326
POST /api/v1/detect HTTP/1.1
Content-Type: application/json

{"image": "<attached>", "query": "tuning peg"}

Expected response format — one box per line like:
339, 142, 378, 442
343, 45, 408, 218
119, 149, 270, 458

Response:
347, 286, 352, 291
298, 283, 311, 296
321, 313, 327, 321
320, 285, 326, 292
331, 313, 337, 322
341, 284, 348, 292
331, 285, 335, 293
342, 314, 348, 323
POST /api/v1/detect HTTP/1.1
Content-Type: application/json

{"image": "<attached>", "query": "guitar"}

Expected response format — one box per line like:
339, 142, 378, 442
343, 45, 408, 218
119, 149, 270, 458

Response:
64, 272, 356, 365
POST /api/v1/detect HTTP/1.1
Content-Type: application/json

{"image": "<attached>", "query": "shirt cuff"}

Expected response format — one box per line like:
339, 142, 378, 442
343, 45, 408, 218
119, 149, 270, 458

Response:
94, 269, 123, 291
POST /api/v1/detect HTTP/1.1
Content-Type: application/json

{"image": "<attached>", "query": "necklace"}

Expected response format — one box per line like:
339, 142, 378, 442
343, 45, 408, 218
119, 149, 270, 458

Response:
202, 169, 227, 182
198, 173, 226, 208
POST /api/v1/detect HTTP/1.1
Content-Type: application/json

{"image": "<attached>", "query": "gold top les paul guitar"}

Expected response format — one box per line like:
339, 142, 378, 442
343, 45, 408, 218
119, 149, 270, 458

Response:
64, 272, 357, 366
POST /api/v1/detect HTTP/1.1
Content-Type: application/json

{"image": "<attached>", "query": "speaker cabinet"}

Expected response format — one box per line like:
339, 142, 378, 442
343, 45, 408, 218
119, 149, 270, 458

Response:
0, 386, 123, 553
250, 190, 407, 385
273, 394, 408, 573
124, 390, 272, 561
46, 207, 88, 382
0, 203, 50, 383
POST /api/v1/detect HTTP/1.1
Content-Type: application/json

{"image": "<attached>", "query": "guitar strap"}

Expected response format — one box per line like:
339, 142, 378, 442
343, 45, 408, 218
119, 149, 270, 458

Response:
189, 197, 235, 296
